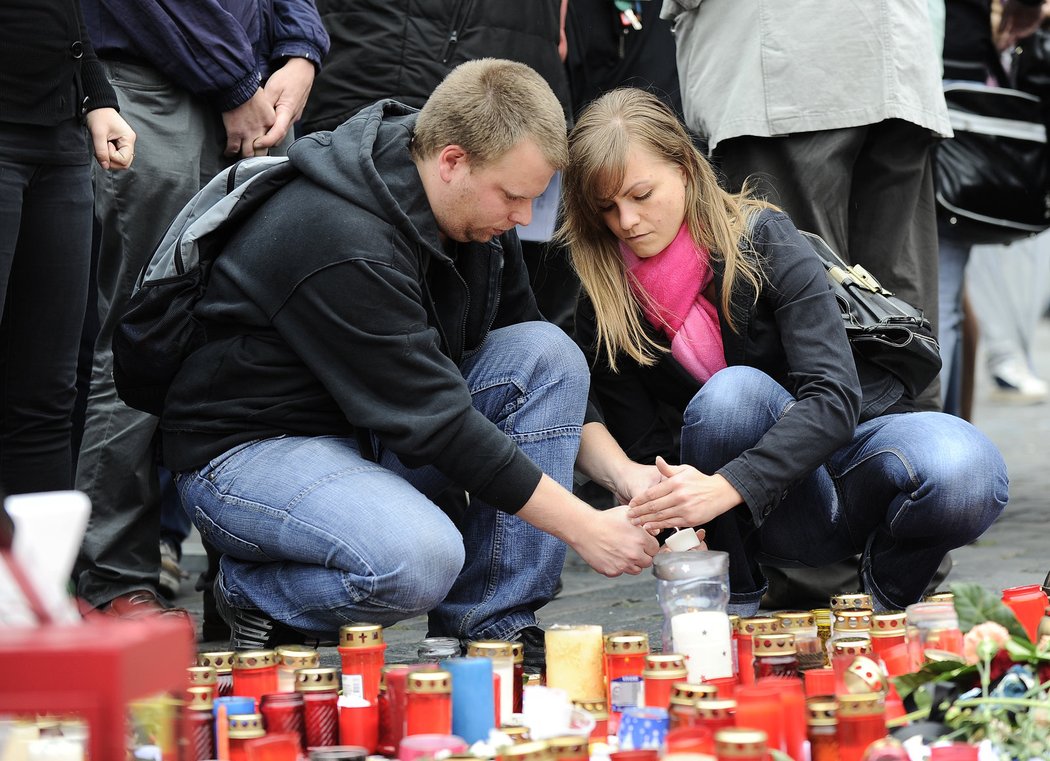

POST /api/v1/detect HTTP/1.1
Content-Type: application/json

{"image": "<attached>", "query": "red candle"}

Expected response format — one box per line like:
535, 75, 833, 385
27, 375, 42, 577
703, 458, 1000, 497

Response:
696, 698, 736, 735
231, 651, 278, 709
376, 665, 412, 757
605, 632, 649, 730
259, 692, 305, 753
198, 651, 235, 699
1001, 584, 1049, 642
339, 698, 379, 752
870, 613, 907, 658
714, 728, 767, 761
226, 713, 265, 761
641, 653, 686, 709
295, 667, 341, 748
404, 670, 452, 736
184, 688, 215, 761
760, 676, 806, 761
733, 683, 783, 754
837, 692, 886, 761
338, 624, 387, 703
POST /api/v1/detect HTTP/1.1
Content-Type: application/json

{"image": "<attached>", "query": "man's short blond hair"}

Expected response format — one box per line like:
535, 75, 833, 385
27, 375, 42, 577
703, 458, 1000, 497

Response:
411, 58, 567, 170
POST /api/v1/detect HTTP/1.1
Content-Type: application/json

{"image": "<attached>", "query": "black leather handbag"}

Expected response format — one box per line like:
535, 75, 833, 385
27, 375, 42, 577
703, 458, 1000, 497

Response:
935, 81, 1050, 244
801, 232, 942, 399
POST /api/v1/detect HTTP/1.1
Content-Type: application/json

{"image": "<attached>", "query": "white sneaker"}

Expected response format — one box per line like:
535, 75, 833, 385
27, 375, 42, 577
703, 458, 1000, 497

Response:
990, 359, 1049, 404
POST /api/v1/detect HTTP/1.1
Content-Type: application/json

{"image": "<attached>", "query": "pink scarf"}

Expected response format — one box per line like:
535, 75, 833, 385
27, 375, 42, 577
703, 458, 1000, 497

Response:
620, 224, 727, 383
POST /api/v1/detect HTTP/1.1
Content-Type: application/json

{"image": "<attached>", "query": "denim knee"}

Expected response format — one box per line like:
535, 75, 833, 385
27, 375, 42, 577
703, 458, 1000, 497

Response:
492, 322, 588, 392
683, 367, 786, 427
372, 536, 466, 618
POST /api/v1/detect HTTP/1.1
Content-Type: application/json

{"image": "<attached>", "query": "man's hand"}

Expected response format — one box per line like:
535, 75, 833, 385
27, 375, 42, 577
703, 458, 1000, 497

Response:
571, 505, 660, 577
626, 456, 741, 532
85, 108, 136, 170
254, 57, 316, 152
222, 89, 277, 158
610, 460, 662, 506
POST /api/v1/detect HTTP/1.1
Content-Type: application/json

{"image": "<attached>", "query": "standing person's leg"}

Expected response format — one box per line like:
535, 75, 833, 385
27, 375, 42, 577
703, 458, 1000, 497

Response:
0, 161, 92, 493
425, 322, 590, 643
176, 435, 466, 647
937, 231, 972, 415
967, 234, 1050, 400
75, 61, 229, 610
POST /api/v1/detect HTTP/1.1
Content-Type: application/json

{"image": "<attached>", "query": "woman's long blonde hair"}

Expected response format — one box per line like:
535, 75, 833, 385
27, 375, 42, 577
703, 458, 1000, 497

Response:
558, 88, 772, 371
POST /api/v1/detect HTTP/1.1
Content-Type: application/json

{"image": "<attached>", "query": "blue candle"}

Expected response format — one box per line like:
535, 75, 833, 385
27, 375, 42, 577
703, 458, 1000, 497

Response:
441, 656, 494, 744
213, 695, 255, 739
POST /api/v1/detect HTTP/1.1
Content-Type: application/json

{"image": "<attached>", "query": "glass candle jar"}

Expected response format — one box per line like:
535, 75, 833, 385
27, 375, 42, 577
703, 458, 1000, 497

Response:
906, 601, 964, 666
653, 552, 733, 684
184, 687, 215, 761
232, 650, 278, 708
275, 645, 319, 694
227, 713, 266, 761
775, 611, 824, 672
641, 653, 687, 709
260, 692, 305, 754
752, 633, 799, 679
806, 697, 838, 761
296, 667, 340, 748
338, 624, 386, 704
837, 692, 886, 761
198, 651, 235, 698
604, 631, 649, 729
404, 670, 452, 737
417, 637, 461, 662
713, 728, 767, 761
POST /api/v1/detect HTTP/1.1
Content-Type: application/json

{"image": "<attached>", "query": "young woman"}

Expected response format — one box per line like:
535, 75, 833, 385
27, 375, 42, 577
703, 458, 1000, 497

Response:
560, 88, 1008, 614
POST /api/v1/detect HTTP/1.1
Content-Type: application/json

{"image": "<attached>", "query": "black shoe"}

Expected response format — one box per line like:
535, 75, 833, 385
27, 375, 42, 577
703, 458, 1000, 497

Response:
511, 625, 546, 675
213, 574, 310, 650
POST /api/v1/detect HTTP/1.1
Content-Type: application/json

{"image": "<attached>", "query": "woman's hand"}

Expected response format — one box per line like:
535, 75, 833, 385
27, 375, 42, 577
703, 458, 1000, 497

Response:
610, 460, 662, 506
85, 108, 135, 170
626, 456, 741, 531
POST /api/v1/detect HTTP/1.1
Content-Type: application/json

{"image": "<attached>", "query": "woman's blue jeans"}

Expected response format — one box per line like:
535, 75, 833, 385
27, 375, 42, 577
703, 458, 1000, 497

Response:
682, 366, 1008, 613
176, 322, 588, 641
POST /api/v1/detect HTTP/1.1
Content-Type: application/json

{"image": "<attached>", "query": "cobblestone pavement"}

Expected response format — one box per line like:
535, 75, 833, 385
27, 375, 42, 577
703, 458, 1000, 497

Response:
181, 319, 1050, 665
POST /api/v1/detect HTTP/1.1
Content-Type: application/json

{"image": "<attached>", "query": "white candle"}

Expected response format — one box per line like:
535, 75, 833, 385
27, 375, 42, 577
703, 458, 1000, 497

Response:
670, 610, 733, 682
545, 624, 605, 702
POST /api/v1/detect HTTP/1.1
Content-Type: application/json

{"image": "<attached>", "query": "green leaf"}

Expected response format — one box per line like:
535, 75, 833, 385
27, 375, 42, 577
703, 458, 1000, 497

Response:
892, 659, 976, 701
950, 581, 1028, 640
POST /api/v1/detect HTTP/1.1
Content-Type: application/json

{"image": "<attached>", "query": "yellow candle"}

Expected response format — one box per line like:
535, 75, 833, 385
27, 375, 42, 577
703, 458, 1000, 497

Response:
544, 624, 605, 702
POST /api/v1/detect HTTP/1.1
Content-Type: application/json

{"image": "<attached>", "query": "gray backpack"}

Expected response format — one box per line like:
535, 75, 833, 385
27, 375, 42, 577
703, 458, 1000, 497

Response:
112, 156, 299, 416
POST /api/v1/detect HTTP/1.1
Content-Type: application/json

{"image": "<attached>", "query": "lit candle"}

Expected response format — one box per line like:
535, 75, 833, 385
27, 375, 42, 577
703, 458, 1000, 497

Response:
545, 624, 605, 702
670, 611, 733, 682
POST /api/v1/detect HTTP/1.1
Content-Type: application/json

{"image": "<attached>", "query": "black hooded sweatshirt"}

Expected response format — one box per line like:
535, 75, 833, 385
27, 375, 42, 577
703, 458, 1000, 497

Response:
161, 100, 547, 513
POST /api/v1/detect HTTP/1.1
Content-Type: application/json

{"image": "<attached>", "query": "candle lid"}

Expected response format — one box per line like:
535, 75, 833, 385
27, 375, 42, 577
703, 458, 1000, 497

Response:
833, 609, 872, 630
186, 665, 217, 686
294, 667, 340, 692
753, 632, 796, 656
510, 642, 524, 664
844, 656, 886, 694
546, 736, 588, 758
836, 692, 884, 717
831, 636, 872, 656
185, 685, 214, 711
500, 725, 533, 742
642, 653, 687, 679
695, 698, 736, 719
227, 712, 266, 740
923, 649, 965, 664
467, 640, 515, 658
923, 591, 955, 604
869, 612, 907, 637
276, 644, 320, 669
197, 650, 235, 674
805, 698, 838, 726
714, 728, 767, 757
774, 611, 816, 631
604, 631, 650, 654
338, 623, 384, 648
232, 650, 277, 670
740, 616, 779, 636
830, 593, 872, 611
405, 670, 452, 694
670, 682, 717, 703
728, 614, 741, 632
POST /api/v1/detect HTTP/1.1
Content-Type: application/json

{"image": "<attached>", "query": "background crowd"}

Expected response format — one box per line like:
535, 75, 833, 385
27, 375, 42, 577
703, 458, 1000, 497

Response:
1, 0, 1047, 643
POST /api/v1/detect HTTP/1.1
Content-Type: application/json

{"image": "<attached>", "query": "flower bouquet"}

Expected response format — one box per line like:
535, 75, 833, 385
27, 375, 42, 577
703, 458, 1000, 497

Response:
889, 582, 1050, 760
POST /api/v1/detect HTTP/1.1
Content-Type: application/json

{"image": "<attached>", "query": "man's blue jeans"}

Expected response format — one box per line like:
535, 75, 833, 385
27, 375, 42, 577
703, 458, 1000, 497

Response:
176, 322, 588, 640
682, 367, 1008, 614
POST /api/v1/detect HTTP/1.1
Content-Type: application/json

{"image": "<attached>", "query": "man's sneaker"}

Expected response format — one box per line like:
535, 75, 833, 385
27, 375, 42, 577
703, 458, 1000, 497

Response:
990, 359, 1049, 404
212, 574, 310, 650
510, 625, 547, 675
158, 539, 188, 599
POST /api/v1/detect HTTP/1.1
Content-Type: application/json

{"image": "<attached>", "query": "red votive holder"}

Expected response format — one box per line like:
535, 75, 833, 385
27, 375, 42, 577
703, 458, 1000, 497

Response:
641, 653, 687, 709
804, 667, 836, 697
759, 675, 805, 761
232, 651, 278, 709
377, 665, 413, 757
696, 698, 736, 735
295, 667, 341, 748
837, 692, 886, 761
714, 728, 767, 761
665, 725, 714, 755
398, 733, 467, 761
1001, 584, 1049, 642
338, 624, 387, 703
701, 675, 738, 699
259, 692, 305, 754
733, 683, 783, 754
338, 697, 379, 752
198, 651, 236, 698
404, 670, 452, 736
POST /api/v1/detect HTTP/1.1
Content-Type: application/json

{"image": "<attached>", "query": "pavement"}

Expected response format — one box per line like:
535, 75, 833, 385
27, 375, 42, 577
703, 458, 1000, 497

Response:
176, 318, 1050, 668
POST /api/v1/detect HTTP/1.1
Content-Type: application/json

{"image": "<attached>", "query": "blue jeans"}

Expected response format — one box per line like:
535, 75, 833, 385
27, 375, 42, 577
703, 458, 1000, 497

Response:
682, 367, 1008, 613
176, 322, 588, 640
